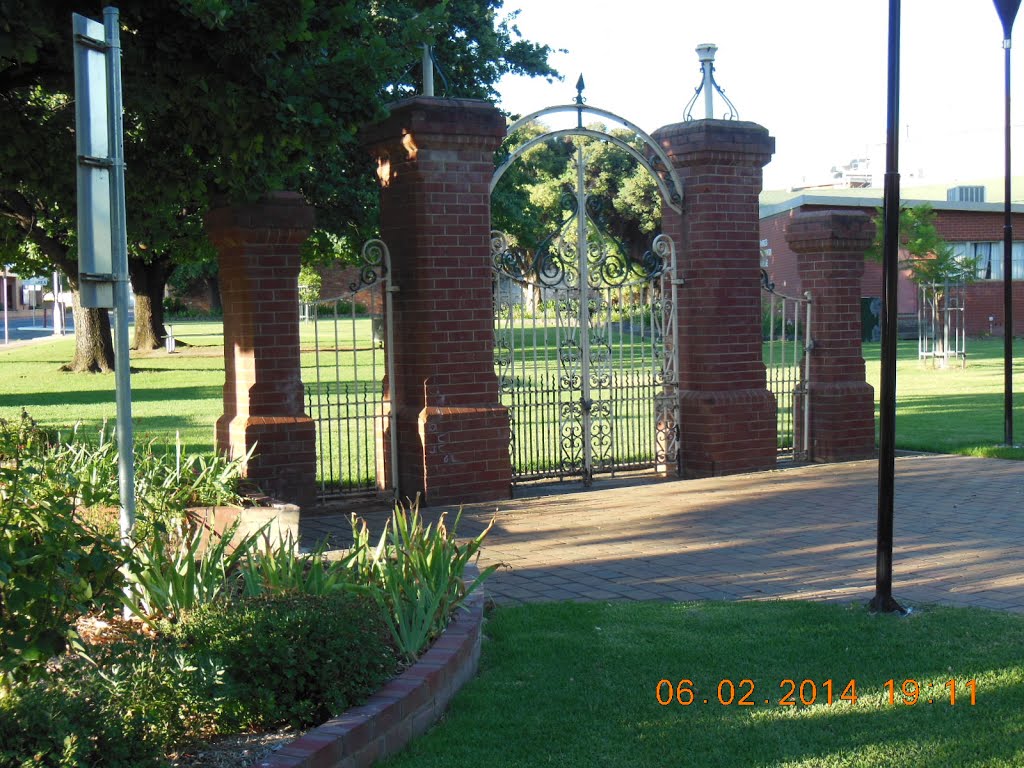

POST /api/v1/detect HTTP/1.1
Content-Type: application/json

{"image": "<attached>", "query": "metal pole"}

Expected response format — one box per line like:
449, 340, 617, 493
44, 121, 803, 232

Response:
803, 292, 812, 458
422, 44, 434, 98
383, 246, 400, 499
870, 0, 905, 615
2, 271, 8, 345
576, 143, 592, 485
702, 61, 714, 119
1003, 36, 1015, 445
105, 7, 136, 542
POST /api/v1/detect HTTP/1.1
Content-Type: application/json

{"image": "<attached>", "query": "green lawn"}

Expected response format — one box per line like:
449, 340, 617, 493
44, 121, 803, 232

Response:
862, 339, 1024, 459
2, 326, 1022, 463
384, 601, 1024, 768
0, 321, 226, 454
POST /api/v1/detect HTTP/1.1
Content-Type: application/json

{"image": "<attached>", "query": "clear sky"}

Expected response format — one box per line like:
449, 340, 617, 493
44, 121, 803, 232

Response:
494, 0, 1024, 192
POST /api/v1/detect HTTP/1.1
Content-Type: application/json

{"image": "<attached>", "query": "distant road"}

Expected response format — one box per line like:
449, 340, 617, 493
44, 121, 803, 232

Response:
1, 312, 75, 344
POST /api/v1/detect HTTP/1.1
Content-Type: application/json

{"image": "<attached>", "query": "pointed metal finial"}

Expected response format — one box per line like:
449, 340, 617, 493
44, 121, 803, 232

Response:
574, 74, 586, 106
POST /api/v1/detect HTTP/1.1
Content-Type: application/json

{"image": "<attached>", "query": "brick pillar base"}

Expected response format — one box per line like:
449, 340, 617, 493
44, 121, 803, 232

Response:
363, 97, 512, 505
205, 192, 316, 507
680, 389, 778, 476
654, 119, 778, 477
787, 210, 877, 461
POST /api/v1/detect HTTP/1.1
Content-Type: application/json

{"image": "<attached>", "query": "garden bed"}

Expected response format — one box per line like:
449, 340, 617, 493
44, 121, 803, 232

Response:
248, 567, 484, 768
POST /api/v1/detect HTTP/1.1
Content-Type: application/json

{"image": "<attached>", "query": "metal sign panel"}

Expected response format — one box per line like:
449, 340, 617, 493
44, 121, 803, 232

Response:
73, 13, 114, 308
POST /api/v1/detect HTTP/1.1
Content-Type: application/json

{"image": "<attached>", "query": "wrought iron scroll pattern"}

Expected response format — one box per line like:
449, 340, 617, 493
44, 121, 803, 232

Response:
492, 227, 679, 483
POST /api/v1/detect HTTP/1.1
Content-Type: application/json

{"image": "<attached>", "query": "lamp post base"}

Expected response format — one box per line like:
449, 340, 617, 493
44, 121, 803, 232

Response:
868, 594, 909, 615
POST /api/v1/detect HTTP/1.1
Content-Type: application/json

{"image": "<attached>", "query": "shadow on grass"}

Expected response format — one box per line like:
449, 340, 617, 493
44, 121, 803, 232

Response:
386, 601, 1024, 768
0, 385, 222, 411
883, 392, 1024, 456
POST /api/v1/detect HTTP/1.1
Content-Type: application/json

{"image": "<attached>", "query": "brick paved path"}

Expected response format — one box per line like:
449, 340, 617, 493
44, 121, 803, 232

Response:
303, 454, 1024, 613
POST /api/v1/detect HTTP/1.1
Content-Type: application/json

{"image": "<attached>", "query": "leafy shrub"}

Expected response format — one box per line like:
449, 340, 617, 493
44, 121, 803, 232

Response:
80, 636, 232, 751
170, 592, 398, 729
163, 295, 222, 319
298, 265, 323, 305
4, 413, 250, 539
0, 666, 165, 768
310, 299, 369, 317
0, 417, 123, 686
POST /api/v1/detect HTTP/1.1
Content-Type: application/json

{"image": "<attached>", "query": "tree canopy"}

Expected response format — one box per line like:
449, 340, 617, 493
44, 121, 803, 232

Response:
492, 122, 663, 271
0, 0, 558, 366
867, 203, 977, 286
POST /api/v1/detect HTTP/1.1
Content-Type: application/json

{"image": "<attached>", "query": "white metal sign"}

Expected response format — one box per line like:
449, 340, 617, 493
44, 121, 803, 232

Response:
72, 13, 116, 308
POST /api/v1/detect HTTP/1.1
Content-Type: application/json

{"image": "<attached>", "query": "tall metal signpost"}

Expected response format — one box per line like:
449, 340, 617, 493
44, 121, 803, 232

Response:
2, 266, 9, 345
870, 0, 906, 615
993, 0, 1021, 447
73, 8, 136, 541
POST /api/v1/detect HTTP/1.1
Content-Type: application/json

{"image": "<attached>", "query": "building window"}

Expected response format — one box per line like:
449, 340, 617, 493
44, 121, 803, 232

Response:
951, 241, 1024, 280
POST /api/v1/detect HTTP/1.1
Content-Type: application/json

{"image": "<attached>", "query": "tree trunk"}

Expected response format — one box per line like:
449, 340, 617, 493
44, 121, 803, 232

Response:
206, 273, 222, 314
62, 290, 115, 373
129, 258, 174, 351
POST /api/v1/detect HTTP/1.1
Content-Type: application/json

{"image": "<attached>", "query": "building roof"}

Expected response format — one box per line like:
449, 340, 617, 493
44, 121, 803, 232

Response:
760, 177, 1024, 219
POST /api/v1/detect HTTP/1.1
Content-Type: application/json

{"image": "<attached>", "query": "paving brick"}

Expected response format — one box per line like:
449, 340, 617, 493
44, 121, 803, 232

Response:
309, 455, 1024, 615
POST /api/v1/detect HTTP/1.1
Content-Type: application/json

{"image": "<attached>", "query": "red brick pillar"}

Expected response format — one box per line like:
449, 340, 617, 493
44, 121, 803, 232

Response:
362, 97, 512, 505
205, 192, 316, 507
653, 119, 777, 476
786, 210, 877, 461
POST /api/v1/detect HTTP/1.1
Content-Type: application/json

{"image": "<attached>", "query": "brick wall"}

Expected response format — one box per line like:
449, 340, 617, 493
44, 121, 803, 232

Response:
762, 203, 1024, 336
318, 264, 385, 315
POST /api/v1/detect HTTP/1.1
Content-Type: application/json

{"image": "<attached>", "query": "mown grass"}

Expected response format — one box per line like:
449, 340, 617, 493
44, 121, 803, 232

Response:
2, 325, 1022, 462
0, 322, 226, 454
862, 338, 1024, 459
384, 601, 1024, 768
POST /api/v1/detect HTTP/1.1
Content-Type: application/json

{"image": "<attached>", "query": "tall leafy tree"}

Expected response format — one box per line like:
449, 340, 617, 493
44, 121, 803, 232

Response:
0, 0, 557, 369
492, 123, 662, 273
867, 202, 978, 359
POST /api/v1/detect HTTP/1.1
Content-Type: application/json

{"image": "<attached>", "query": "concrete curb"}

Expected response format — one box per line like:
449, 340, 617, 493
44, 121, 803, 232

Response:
251, 569, 484, 768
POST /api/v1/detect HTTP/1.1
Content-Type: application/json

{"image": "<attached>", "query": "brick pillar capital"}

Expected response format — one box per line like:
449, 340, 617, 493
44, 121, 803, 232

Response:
362, 97, 506, 187
785, 210, 875, 260
205, 191, 316, 243
653, 119, 775, 169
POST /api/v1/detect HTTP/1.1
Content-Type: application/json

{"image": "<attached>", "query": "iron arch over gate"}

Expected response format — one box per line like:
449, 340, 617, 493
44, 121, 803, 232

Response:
490, 86, 683, 485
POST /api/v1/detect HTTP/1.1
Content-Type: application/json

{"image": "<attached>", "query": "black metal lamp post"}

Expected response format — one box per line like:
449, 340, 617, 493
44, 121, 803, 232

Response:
994, 0, 1021, 447
870, 0, 907, 615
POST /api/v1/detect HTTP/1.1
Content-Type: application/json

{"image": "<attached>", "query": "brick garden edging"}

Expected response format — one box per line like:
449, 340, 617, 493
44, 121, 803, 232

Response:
252, 569, 484, 768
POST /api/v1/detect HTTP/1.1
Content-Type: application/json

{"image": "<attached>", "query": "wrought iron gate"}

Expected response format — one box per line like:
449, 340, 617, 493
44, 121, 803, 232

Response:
761, 272, 812, 460
303, 239, 397, 499
491, 92, 683, 485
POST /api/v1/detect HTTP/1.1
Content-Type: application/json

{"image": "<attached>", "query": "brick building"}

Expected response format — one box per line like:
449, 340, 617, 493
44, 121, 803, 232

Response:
759, 185, 1024, 337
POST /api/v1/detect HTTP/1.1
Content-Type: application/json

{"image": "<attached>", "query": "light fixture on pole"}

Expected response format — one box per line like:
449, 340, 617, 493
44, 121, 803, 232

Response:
684, 44, 739, 121
993, 0, 1021, 447
870, 0, 907, 615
